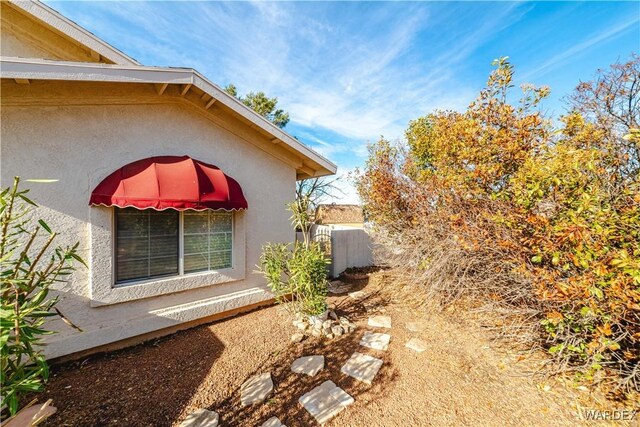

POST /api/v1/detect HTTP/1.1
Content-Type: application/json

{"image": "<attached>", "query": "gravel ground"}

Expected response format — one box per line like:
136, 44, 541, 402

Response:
32, 274, 635, 426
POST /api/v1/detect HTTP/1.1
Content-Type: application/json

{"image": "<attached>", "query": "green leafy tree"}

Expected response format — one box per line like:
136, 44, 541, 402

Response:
224, 84, 290, 128
1, 177, 85, 417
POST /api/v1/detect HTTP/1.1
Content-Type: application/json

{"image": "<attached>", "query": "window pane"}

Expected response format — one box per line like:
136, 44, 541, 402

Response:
184, 234, 208, 255
184, 211, 232, 273
184, 211, 208, 234
150, 256, 179, 276
210, 233, 231, 252
115, 208, 178, 283
210, 212, 232, 232
117, 259, 149, 282
210, 250, 232, 270
184, 253, 209, 273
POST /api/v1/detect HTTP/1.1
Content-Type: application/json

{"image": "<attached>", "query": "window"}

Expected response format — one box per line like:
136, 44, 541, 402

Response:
183, 211, 233, 273
115, 208, 232, 284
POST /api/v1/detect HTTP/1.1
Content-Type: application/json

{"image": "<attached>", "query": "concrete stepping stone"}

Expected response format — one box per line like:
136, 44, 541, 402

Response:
179, 409, 219, 427
368, 315, 391, 328
406, 321, 427, 332
291, 355, 325, 377
406, 337, 428, 353
360, 331, 391, 351
240, 372, 273, 406
299, 380, 354, 425
348, 290, 366, 299
261, 416, 286, 427
340, 352, 383, 385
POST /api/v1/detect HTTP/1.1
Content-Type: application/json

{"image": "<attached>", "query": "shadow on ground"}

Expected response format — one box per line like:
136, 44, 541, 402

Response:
209, 279, 399, 426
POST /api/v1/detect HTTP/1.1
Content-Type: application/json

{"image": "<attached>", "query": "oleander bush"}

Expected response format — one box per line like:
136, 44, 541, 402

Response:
1, 177, 85, 418
260, 195, 329, 317
355, 55, 639, 393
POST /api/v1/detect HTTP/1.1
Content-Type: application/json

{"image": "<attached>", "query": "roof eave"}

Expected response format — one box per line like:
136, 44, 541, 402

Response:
0, 57, 337, 178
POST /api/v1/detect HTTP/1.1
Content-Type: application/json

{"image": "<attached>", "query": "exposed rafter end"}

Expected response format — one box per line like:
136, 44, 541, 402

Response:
14, 78, 30, 85
155, 83, 168, 95
90, 50, 101, 61
200, 93, 210, 101
205, 98, 217, 109
299, 164, 315, 176
270, 137, 280, 144
180, 83, 192, 96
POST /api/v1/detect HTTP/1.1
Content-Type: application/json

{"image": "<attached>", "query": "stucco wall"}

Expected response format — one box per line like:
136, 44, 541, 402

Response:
0, 80, 296, 358
1, 2, 104, 63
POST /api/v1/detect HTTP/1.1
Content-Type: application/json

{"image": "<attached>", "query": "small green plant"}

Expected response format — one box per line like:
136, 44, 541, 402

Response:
260, 195, 329, 317
1, 177, 85, 417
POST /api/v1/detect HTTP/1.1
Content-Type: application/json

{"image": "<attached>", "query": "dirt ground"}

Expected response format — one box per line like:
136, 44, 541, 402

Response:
31, 273, 637, 426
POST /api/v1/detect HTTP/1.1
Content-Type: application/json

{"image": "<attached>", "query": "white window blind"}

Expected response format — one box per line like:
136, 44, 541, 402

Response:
115, 208, 179, 283
183, 211, 233, 273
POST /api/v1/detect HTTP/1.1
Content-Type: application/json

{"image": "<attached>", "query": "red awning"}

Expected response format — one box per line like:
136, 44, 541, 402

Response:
89, 156, 248, 211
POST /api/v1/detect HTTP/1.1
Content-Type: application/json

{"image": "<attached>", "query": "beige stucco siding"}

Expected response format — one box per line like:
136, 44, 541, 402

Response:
1, 80, 295, 358
1, 2, 108, 63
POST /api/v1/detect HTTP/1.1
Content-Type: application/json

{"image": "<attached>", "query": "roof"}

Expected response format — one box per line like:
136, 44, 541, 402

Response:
314, 204, 364, 225
0, 57, 337, 178
7, 1, 140, 65
0, 1, 336, 179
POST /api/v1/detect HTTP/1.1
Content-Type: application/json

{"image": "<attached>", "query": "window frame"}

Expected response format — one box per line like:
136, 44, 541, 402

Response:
113, 209, 234, 287
89, 206, 246, 306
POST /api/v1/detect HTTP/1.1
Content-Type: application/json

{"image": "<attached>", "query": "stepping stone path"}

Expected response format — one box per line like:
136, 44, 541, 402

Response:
405, 337, 428, 353
360, 331, 391, 351
368, 315, 392, 329
236, 312, 398, 425
291, 355, 324, 377
179, 409, 219, 427
299, 380, 354, 425
261, 416, 286, 427
341, 352, 384, 385
240, 372, 273, 407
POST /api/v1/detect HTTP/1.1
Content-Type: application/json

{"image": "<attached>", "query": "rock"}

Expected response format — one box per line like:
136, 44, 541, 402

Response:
346, 323, 357, 333
405, 337, 428, 353
340, 352, 383, 385
291, 333, 304, 343
299, 380, 354, 425
368, 315, 392, 329
329, 310, 338, 320
179, 409, 219, 427
313, 319, 324, 330
348, 291, 366, 299
261, 417, 286, 427
339, 317, 350, 324
296, 322, 308, 331
311, 329, 322, 337
326, 333, 334, 339
322, 319, 332, 329
360, 331, 391, 351
240, 372, 273, 406
331, 325, 344, 336
291, 355, 325, 376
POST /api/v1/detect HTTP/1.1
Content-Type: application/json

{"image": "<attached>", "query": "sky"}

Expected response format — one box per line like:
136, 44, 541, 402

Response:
46, 1, 640, 203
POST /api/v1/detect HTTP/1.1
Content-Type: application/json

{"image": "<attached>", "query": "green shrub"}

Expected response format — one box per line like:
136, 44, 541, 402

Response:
259, 195, 329, 317
1, 177, 85, 416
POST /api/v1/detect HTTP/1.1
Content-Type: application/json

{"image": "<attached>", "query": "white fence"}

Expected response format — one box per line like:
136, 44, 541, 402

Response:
309, 224, 374, 278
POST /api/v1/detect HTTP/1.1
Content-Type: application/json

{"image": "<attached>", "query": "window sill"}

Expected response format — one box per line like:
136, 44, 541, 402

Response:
91, 267, 245, 307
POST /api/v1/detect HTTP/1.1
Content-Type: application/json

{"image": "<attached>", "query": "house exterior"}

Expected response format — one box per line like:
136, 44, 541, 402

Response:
0, 1, 336, 359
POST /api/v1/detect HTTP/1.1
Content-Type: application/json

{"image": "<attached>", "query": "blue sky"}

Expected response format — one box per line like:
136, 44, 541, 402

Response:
47, 1, 639, 203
